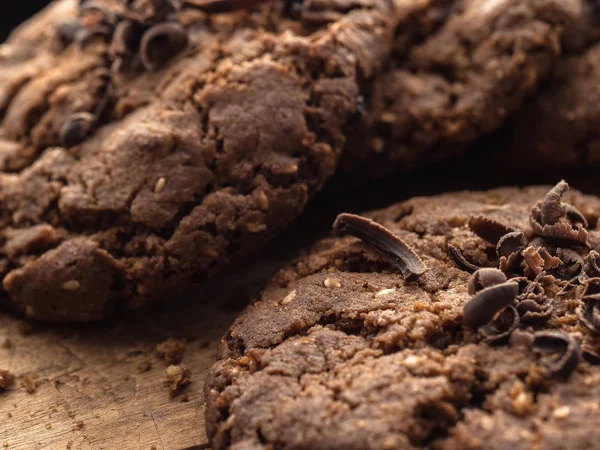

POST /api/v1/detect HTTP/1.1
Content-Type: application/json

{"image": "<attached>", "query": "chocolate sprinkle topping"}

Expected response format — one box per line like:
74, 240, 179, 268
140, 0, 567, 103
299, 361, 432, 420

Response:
463, 281, 518, 328
333, 213, 426, 281
532, 331, 580, 378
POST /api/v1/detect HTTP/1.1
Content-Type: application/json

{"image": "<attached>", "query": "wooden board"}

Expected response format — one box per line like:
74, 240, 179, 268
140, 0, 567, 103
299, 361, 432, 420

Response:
0, 294, 238, 450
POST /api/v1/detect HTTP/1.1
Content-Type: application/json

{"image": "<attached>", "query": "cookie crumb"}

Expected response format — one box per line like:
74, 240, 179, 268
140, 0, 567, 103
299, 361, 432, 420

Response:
1, 339, 12, 349
2, 442, 7, 448
255, 190, 269, 210
61, 280, 80, 291
154, 177, 166, 194
0, 370, 15, 389
375, 288, 395, 297
553, 406, 571, 419
180, 394, 190, 402
281, 290, 296, 304
138, 359, 152, 372
7, 412, 12, 418
46, 423, 52, 430
20, 376, 40, 394
165, 365, 191, 396
156, 338, 186, 365
150, 446, 157, 450
66, 441, 73, 449
324, 278, 341, 288
75, 420, 85, 430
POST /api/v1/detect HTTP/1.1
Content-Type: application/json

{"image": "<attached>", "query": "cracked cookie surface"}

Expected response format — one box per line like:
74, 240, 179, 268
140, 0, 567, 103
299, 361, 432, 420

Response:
0, 0, 580, 321
205, 185, 600, 449
0, 0, 403, 321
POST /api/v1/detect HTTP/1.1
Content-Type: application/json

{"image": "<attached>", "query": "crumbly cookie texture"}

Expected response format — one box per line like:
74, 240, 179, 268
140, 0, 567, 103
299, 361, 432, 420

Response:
337, 0, 581, 180
205, 183, 600, 450
480, 36, 600, 172
0, 0, 580, 321
0, 0, 405, 321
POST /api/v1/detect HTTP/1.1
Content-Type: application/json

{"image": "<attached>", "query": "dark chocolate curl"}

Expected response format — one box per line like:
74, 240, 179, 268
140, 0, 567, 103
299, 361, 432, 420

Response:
556, 248, 583, 280
468, 216, 515, 246
564, 204, 588, 228
577, 278, 600, 333
463, 281, 518, 328
496, 231, 525, 258
448, 244, 480, 274
582, 349, 600, 365
479, 306, 519, 345
333, 213, 426, 281
60, 112, 95, 147
467, 268, 507, 295
532, 331, 580, 378
140, 22, 188, 71
541, 180, 569, 226
182, 0, 263, 12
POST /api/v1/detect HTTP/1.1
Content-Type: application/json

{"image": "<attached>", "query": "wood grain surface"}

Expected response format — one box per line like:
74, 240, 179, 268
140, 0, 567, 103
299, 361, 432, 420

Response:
0, 293, 239, 450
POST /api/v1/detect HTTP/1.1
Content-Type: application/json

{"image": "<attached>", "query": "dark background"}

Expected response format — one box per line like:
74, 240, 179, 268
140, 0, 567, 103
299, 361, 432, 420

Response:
1, 2, 53, 41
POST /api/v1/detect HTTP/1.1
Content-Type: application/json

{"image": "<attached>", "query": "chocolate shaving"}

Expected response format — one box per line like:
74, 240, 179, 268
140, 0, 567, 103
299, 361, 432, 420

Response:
530, 183, 590, 247
463, 281, 518, 328
555, 248, 583, 280
564, 204, 588, 228
530, 218, 590, 248
522, 246, 544, 276
468, 216, 515, 246
479, 306, 519, 345
538, 247, 562, 271
532, 331, 580, 378
496, 232, 526, 258
56, 21, 83, 46
74, 24, 114, 47
140, 22, 188, 71
585, 250, 600, 275
541, 180, 569, 226
333, 213, 426, 281
582, 349, 600, 365
467, 268, 507, 295
447, 244, 480, 273
516, 298, 553, 324
60, 112, 96, 147
577, 278, 600, 333
183, 0, 262, 12
110, 20, 143, 60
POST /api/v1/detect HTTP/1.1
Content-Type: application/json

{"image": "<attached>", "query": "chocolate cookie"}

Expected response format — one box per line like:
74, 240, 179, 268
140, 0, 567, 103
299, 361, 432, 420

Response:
337, 0, 580, 180
0, 0, 578, 322
477, 34, 600, 174
0, 0, 413, 321
206, 182, 600, 449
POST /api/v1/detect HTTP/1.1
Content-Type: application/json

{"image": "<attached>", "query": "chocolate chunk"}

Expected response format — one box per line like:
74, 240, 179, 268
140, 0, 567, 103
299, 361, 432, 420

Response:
333, 213, 426, 281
